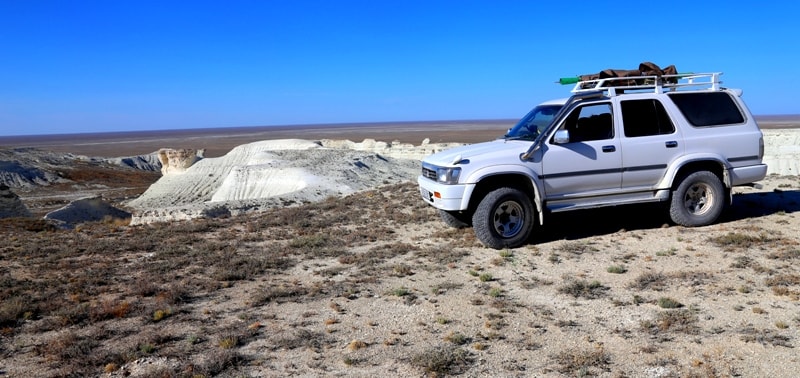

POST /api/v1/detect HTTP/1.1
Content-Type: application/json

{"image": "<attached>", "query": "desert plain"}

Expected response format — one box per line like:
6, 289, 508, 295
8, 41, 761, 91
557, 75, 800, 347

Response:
1, 118, 800, 377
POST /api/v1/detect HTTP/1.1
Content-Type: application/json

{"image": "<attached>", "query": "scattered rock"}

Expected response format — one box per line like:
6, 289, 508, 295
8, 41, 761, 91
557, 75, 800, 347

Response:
44, 196, 131, 228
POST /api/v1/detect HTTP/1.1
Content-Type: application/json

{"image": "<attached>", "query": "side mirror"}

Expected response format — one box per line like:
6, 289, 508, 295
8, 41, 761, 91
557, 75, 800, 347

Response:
554, 129, 570, 144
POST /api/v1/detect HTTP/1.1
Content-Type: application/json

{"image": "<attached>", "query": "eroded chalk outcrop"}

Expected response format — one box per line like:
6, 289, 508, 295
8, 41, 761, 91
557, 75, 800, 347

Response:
158, 148, 204, 175
127, 139, 428, 224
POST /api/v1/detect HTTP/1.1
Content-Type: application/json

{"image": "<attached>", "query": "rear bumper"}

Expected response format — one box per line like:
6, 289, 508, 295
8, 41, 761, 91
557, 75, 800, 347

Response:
730, 164, 768, 186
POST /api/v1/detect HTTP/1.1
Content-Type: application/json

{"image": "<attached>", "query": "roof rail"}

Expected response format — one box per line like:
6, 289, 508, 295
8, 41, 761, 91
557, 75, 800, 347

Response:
570, 72, 723, 96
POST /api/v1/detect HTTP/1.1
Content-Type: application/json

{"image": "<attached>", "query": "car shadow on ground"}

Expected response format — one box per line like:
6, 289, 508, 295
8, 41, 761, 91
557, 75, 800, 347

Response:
528, 189, 800, 245
724, 189, 800, 221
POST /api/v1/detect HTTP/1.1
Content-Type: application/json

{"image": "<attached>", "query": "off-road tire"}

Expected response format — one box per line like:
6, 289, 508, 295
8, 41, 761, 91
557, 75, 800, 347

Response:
439, 209, 471, 228
472, 187, 534, 249
669, 171, 725, 227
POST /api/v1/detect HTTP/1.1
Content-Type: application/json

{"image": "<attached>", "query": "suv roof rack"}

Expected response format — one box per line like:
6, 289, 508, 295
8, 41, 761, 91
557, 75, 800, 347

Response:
569, 72, 723, 96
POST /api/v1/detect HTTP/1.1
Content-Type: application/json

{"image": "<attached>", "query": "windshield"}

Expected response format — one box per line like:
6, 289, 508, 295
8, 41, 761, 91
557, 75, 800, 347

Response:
504, 104, 563, 140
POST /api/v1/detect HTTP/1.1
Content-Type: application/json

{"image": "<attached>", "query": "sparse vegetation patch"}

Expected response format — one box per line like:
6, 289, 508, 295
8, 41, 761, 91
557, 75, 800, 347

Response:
558, 279, 609, 299
2, 174, 800, 376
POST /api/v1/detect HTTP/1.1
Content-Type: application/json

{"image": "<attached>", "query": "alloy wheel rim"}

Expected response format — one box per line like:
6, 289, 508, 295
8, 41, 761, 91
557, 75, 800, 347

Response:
492, 200, 524, 238
683, 182, 714, 215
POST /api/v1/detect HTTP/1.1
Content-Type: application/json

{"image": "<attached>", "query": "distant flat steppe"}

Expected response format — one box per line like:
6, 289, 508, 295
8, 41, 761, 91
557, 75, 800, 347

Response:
2, 116, 798, 158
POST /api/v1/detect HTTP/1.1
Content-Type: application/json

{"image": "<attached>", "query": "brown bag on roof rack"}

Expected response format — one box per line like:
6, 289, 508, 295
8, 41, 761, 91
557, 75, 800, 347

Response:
638, 62, 678, 84
579, 62, 679, 88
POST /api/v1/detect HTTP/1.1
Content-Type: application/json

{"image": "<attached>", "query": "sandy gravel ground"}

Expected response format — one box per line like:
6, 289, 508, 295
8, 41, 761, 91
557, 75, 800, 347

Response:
1, 124, 799, 377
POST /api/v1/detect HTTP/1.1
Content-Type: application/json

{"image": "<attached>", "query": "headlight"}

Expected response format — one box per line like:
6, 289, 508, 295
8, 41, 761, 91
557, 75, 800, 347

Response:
436, 167, 461, 184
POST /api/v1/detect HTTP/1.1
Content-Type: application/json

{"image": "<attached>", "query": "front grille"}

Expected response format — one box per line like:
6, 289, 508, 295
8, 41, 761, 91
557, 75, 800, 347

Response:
422, 167, 437, 180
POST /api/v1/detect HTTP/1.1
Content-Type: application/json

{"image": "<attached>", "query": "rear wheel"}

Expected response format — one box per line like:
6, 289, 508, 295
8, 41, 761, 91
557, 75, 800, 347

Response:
669, 171, 724, 227
439, 209, 471, 228
472, 187, 534, 249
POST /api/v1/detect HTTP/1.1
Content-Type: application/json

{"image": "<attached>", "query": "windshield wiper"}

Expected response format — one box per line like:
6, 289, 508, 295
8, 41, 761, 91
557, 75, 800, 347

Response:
504, 132, 537, 141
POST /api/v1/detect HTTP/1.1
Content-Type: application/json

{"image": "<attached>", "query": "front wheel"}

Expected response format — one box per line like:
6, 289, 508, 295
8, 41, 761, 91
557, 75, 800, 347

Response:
669, 171, 725, 227
439, 209, 471, 228
472, 187, 535, 249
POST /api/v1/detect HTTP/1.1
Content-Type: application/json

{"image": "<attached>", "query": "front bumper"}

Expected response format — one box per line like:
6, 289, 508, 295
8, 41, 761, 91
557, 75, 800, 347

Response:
417, 176, 473, 211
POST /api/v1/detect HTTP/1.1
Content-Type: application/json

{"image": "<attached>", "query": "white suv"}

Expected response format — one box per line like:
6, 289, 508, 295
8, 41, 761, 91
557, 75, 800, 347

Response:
418, 73, 767, 249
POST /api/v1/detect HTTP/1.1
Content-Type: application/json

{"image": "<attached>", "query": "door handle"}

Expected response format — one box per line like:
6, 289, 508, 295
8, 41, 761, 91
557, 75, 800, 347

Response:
665, 141, 678, 148
602, 146, 616, 153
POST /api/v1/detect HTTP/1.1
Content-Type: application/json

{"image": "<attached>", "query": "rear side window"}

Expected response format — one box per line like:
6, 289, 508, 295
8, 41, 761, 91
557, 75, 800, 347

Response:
621, 99, 675, 137
668, 92, 745, 127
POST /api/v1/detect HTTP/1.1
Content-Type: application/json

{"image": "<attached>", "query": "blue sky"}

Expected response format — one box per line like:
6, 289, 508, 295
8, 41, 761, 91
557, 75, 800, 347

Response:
1, 1, 799, 136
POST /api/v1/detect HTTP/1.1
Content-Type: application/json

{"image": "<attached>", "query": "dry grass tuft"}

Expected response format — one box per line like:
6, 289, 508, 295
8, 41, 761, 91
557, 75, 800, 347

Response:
629, 272, 668, 291
739, 327, 793, 347
556, 241, 599, 258
641, 310, 700, 336
410, 345, 473, 376
765, 274, 800, 298
558, 279, 609, 299
551, 344, 611, 375
708, 231, 779, 250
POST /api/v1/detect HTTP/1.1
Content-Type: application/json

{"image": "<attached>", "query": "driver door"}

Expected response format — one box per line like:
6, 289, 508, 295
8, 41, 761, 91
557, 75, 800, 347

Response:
540, 102, 622, 199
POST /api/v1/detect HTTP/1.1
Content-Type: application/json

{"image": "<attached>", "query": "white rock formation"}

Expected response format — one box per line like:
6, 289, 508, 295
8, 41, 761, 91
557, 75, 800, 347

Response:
158, 148, 205, 175
318, 138, 466, 160
126, 139, 432, 224
0, 184, 32, 218
763, 130, 800, 176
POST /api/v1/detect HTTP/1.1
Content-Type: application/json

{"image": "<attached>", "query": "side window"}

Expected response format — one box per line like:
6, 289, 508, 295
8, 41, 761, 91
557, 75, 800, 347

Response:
560, 103, 613, 142
621, 99, 675, 137
667, 92, 745, 127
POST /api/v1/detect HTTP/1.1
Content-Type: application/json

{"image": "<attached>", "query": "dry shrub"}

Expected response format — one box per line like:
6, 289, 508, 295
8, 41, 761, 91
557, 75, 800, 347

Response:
196, 349, 244, 376
739, 327, 793, 347
415, 246, 470, 266
558, 279, 609, 299
767, 248, 800, 260
669, 270, 714, 286
556, 241, 599, 258
629, 272, 667, 291
347, 339, 368, 351
270, 329, 335, 352
37, 330, 100, 372
53, 303, 90, 327
0, 296, 32, 328
641, 310, 700, 335
251, 282, 310, 306
708, 232, 778, 250
551, 344, 611, 375
430, 227, 479, 248
89, 299, 131, 321
410, 345, 473, 376
443, 331, 470, 345
0, 218, 57, 232
765, 274, 800, 297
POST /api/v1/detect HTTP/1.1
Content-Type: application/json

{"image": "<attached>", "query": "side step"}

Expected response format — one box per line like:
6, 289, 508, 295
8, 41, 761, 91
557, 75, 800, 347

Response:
546, 190, 670, 213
